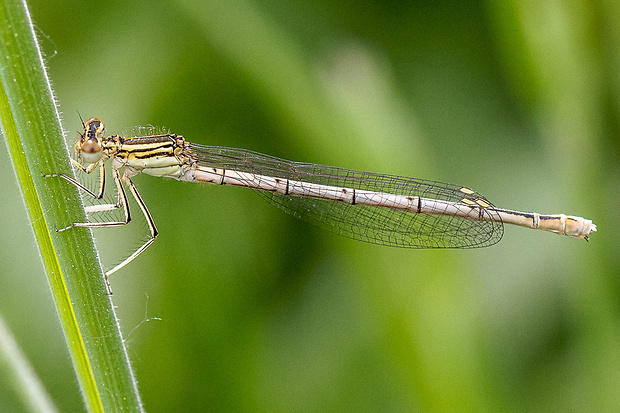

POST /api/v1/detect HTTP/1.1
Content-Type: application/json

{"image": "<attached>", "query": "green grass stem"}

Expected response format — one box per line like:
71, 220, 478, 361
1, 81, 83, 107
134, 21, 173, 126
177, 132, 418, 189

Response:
0, 0, 143, 411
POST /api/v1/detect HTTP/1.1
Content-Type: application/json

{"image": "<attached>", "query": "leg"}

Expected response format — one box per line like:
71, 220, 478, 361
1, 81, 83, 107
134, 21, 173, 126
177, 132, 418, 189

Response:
44, 158, 106, 199
103, 174, 158, 283
45, 160, 124, 215
46, 163, 158, 293
52, 166, 132, 232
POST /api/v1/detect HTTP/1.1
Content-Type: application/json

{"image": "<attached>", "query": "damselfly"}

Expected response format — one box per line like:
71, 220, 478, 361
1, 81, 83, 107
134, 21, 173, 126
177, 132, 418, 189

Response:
45, 118, 597, 286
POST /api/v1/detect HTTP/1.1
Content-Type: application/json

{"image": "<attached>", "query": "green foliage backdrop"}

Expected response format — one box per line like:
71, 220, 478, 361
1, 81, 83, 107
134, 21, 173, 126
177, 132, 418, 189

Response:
1, 0, 617, 411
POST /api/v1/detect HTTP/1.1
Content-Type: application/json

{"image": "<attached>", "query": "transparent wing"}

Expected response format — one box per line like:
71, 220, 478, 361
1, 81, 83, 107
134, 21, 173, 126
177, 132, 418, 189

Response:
187, 144, 504, 249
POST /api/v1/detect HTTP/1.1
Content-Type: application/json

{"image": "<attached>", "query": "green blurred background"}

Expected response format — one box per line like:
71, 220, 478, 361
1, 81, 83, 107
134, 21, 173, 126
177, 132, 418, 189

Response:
1, 0, 618, 411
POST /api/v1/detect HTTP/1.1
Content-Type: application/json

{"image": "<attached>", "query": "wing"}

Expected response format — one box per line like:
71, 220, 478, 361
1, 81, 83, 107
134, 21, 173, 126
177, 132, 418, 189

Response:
187, 144, 504, 249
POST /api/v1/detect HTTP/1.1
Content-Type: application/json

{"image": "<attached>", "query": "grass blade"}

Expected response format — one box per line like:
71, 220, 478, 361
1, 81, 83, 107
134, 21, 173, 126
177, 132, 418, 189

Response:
0, 0, 143, 410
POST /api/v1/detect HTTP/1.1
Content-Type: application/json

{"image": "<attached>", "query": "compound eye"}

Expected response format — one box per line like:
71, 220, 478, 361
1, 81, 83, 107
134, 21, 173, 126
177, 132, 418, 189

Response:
84, 118, 105, 140
76, 117, 106, 164
81, 139, 102, 154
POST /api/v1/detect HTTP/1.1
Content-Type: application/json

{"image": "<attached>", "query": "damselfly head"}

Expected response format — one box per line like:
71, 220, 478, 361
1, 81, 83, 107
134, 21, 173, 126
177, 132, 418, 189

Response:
77, 118, 105, 164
